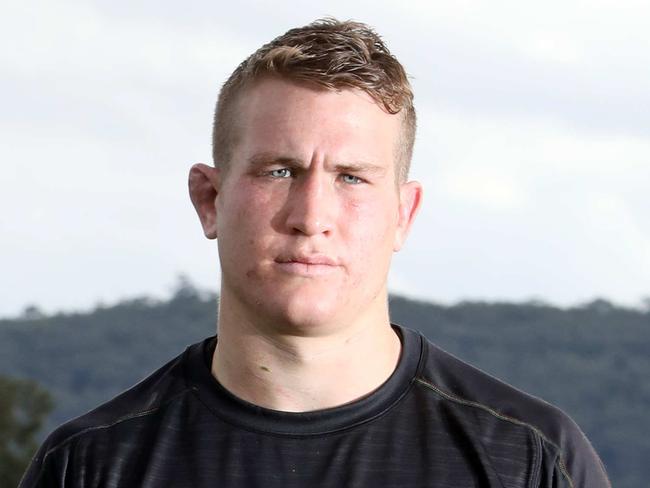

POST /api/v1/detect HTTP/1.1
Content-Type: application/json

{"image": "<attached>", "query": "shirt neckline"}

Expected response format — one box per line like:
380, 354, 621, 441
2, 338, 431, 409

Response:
184, 324, 423, 436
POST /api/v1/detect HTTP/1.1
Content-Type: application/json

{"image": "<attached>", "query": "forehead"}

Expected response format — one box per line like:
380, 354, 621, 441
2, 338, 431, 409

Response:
230, 77, 402, 169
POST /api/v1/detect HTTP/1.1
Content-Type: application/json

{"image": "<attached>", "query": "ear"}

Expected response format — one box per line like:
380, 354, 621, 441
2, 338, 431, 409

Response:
393, 180, 423, 252
188, 163, 221, 239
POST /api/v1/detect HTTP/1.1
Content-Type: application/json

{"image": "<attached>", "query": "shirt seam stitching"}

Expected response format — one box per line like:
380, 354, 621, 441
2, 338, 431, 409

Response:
31, 387, 194, 486
414, 377, 575, 488
528, 426, 542, 488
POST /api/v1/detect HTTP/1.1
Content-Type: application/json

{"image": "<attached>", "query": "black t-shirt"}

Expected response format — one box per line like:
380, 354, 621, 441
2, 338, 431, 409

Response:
20, 325, 610, 487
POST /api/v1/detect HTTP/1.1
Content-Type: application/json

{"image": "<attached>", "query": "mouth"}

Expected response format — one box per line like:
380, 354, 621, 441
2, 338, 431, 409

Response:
276, 254, 337, 266
274, 254, 340, 276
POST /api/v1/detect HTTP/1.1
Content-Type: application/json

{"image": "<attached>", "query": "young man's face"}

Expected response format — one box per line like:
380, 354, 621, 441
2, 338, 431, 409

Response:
207, 77, 420, 333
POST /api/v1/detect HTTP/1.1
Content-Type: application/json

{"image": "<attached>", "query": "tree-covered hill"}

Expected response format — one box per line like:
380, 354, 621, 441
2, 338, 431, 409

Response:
1, 287, 648, 487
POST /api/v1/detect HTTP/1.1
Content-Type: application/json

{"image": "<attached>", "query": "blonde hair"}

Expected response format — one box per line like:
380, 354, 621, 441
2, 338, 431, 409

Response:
212, 18, 416, 181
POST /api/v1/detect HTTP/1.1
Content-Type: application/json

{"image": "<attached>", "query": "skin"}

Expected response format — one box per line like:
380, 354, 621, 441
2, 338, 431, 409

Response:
189, 77, 422, 411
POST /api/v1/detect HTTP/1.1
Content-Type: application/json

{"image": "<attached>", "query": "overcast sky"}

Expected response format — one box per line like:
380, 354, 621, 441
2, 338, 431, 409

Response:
2, 0, 649, 317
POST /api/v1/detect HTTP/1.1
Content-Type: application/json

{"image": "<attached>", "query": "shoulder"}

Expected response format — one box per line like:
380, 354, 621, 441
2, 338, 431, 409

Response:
407, 327, 610, 487
19, 338, 210, 487
45, 345, 193, 448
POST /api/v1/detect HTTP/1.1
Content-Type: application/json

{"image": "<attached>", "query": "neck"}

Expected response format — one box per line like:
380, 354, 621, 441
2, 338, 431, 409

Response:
211, 293, 401, 412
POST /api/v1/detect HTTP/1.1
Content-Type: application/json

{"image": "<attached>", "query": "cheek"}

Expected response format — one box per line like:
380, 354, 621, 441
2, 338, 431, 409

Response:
226, 185, 283, 255
223, 182, 274, 227
342, 197, 398, 256
345, 193, 397, 228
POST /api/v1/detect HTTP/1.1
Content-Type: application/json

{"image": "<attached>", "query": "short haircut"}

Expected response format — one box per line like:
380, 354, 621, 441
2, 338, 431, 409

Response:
212, 18, 416, 182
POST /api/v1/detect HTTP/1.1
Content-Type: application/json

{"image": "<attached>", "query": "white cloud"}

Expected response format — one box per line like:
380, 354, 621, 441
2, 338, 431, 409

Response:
393, 106, 650, 307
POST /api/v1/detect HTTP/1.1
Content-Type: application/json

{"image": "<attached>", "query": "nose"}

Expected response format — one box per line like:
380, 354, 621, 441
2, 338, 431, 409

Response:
285, 172, 334, 236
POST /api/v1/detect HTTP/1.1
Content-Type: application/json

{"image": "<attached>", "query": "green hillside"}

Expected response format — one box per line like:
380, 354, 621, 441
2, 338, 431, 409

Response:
1, 286, 648, 487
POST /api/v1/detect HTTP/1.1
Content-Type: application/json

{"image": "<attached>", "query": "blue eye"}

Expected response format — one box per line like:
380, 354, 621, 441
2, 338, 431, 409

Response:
341, 174, 362, 185
270, 168, 292, 178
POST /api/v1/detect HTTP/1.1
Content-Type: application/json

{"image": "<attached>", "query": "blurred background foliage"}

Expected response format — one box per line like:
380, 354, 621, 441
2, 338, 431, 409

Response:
0, 375, 53, 487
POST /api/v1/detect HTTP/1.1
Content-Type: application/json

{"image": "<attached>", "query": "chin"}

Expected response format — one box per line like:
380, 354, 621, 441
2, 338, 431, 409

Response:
258, 291, 347, 336
223, 270, 378, 335
279, 305, 340, 334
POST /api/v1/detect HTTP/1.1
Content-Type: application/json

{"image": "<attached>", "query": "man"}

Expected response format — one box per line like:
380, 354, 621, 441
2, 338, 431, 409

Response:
21, 19, 610, 487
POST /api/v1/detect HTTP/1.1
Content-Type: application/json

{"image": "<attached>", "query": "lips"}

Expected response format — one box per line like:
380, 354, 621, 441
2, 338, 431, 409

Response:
274, 253, 340, 276
276, 254, 338, 266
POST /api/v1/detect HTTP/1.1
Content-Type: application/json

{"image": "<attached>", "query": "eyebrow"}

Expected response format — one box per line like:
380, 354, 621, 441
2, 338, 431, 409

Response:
247, 152, 387, 176
333, 162, 387, 176
248, 153, 302, 169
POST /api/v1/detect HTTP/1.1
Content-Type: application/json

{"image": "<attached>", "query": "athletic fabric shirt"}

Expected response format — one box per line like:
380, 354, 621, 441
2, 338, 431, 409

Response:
20, 325, 610, 487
